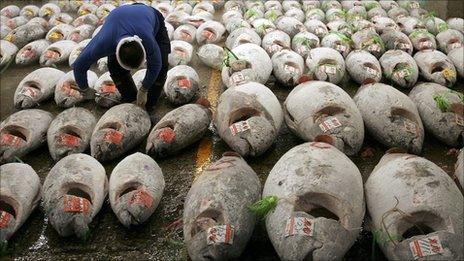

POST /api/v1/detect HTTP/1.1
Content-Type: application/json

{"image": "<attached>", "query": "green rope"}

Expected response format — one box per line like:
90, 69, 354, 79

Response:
433, 94, 451, 112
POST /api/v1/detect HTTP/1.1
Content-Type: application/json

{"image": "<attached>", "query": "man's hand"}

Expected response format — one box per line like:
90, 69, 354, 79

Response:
69, 83, 96, 100
136, 88, 148, 108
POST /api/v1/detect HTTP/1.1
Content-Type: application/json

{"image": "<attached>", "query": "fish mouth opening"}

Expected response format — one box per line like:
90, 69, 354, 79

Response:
313, 105, 345, 123
397, 211, 445, 242
174, 76, 192, 89
44, 48, 61, 60
65, 184, 93, 204
447, 38, 462, 49
393, 62, 412, 80
417, 38, 433, 50
318, 58, 338, 68
431, 62, 447, 75
173, 47, 188, 58
191, 209, 224, 238
20, 81, 41, 98
294, 192, 342, 222
1, 125, 28, 145
57, 126, 83, 148
118, 181, 142, 199
22, 47, 36, 58
100, 122, 122, 132
0, 197, 17, 220
180, 30, 192, 40
228, 107, 261, 126
363, 62, 379, 76
202, 28, 216, 40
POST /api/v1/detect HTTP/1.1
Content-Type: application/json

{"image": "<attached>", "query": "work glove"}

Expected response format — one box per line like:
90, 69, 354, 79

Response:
136, 87, 148, 108
69, 82, 96, 100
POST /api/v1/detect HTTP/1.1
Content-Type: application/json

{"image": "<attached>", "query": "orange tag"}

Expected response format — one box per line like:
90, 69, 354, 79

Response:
157, 128, 176, 143
104, 129, 123, 145
62, 84, 81, 97
63, 195, 90, 214
202, 30, 214, 40
100, 83, 117, 93
69, 33, 81, 42
45, 50, 60, 59
1, 133, 24, 147
57, 133, 81, 147
22, 48, 36, 58
178, 78, 191, 88
0, 211, 12, 229
130, 190, 153, 208
180, 31, 191, 41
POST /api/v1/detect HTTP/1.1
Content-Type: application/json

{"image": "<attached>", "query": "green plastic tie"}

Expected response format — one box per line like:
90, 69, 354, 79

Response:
248, 195, 279, 218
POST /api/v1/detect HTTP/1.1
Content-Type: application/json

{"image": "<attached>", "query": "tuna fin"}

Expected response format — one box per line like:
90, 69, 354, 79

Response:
222, 151, 241, 157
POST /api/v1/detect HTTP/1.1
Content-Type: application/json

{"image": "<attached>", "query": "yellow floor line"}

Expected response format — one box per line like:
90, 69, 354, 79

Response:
194, 69, 222, 178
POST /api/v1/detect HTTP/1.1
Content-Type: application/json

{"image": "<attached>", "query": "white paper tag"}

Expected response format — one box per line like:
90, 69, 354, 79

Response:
315, 27, 325, 35
285, 217, 314, 237
322, 65, 337, 75
267, 44, 282, 53
394, 69, 410, 79
319, 117, 342, 132
410, 2, 420, 9
409, 235, 444, 260
395, 42, 411, 50
366, 67, 378, 76
230, 120, 251, 135
419, 41, 433, 49
20, 87, 39, 98
368, 44, 381, 52
449, 42, 462, 50
335, 44, 347, 52
207, 224, 234, 245
231, 73, 247, 85
284, 64, 299, 74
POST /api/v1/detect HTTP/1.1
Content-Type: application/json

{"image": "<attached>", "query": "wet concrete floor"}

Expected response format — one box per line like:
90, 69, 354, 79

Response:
1, 1, 463, 260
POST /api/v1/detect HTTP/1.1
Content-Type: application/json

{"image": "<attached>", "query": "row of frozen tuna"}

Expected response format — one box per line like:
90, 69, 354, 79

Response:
12, 65, 200, 108
4, 77, 463, 166
1, 143, 463, 260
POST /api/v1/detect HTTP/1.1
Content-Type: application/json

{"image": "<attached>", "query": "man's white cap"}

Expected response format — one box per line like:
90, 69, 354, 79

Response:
116, 35, 146, 70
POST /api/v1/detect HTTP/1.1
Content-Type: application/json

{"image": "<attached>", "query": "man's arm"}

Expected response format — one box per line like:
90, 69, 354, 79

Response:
72, 40, 105, 90
141, 40, 162, 90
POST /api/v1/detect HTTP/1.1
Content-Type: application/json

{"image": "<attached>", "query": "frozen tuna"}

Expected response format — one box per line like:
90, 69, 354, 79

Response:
380, 50, 419, 88
72, 14, 99, 27
409, 29, 437, 51
93, 71, 121, 108
168, 40, 193, 66
4, 23, 46, 48
456, 149, 464, 188
14, 67, 65, 108
381, 30, 413, 55
54, 70, 98, 108
78, 3, 97, 16
271, 49, 305, 87
448, 46, 464, 78
1, 25, 11, 39
5, 16, 28, 30
165, 22, 174, 40
15, 39, 49, 65
39, 3, 60, 19
304, 19, 329, 38
196, 20, 226, 44
48, 13, 74, 27
109, 153, 164, 227
263, 142, 364, 260
0, 40, 18, 69
414, 50, 457, 87
164, 65, 200, 105
0, 163, 41, 246
261, 30, 291, 57
321, 32, 353, 57
91, 103, 151, 162
365, 152, 463, 260
285, 81, 365, 155
396, 16, 425, 35
291, 31, 320, 58
354, 83, 424, 154
305, 47, 346, 84
0, 109, 53, 164
197, 44, 224, 70
371, 17, 399, 35
146, 99, 211, 157
1, 5, 19, 18
409, 82, 463, 146
173, 24, 197, 43
183, 152, 261, 260
424, 16, 448, 36
67, 24, 95, 43
221, 43, 272, 88
214, 82, 283, 157
436, 29, 463, 54
345, 50, 382, 85
251, 18, 276, 37
447, 17, 464, 34
46, 24, 75, 43
352, 28, 385, 58
96, 4, 115, 20
225, 27, 261, 49
47, 107, 96, 161
43, 153, 107, 239
68, 39, 91, 66
40, 40, 77, 67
